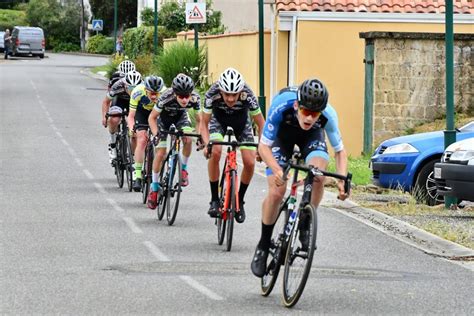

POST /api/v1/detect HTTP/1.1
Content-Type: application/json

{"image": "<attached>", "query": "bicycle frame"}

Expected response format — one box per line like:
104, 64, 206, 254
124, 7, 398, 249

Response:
222, 147, 239, 220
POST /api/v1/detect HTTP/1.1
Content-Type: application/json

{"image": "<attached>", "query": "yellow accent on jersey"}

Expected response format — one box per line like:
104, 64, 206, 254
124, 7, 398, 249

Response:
129, 84, 159, 111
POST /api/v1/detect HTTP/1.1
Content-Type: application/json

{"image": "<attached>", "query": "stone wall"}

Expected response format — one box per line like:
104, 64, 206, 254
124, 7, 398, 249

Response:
367, 32, 473, 145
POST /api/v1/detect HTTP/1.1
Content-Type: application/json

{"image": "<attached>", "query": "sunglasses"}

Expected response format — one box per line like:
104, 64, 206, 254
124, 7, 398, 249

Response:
298, 107, 321, 118
147, 91, 159, 97
177, 94, 191, 100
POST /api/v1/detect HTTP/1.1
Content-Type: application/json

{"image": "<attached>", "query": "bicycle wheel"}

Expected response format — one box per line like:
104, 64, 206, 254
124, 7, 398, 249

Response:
282, 204, 317, 308
124, 133, 134, 192
261, 197, 290, 296
142, 144, 153, 204
225, 171, 236, 252
166, 154, 182, 226
216, 160, 227, 245
156, 155, 169, 221
114, 138, 124, 188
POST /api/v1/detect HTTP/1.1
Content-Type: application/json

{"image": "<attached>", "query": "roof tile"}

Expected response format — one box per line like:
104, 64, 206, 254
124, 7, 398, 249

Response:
275, 1, 473, 14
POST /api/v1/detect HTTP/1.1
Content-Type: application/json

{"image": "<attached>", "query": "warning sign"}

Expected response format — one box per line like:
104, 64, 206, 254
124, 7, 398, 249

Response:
185, 2, 206, 24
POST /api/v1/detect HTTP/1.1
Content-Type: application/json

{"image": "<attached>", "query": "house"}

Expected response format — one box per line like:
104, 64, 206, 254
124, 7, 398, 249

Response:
270, 0, 473, 155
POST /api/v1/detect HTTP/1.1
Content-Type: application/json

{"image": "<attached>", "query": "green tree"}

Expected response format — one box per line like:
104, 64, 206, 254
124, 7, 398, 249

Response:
89, 0, 137, 35
26, 0, 80, 49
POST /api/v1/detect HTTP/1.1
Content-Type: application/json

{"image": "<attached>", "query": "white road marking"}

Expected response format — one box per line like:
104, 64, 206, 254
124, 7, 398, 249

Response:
106, 198, 125, 212
83, 169, 94, 179
61, 138, 69, 146
50, 124, 58, 131
93, 182, 106, 194
68, 147, 76, 156
47, 117, 54, 123
179, 276, 224, 301
123, 217, 143, 234
142, 241, 224, 301
55, 131, 63, 138
143, 241, 171, 261
75, 158, 84, 167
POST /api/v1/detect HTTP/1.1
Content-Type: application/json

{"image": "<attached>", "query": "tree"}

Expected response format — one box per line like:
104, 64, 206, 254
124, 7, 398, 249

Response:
26, 0, 80, 48
89, 0, 137, 35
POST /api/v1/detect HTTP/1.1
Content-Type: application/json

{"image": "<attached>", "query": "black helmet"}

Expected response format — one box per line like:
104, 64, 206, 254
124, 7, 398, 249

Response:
297, 78, 328, 112
144, 75, 164, 92
172, 73, 194, 95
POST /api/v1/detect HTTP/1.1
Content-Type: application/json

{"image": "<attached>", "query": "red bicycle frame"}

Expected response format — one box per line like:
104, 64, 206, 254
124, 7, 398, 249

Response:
221, 148, 240, 220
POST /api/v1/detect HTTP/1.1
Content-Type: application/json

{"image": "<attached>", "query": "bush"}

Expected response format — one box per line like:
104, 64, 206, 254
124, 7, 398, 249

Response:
155, 41, 206, 87
53, 42, 80, 52
0, 8, 27, 31
86, 34, 114, 55
134, 54, 155, 76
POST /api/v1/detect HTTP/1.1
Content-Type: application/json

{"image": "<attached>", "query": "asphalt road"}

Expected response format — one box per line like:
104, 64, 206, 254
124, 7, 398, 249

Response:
1, 53, 473, 314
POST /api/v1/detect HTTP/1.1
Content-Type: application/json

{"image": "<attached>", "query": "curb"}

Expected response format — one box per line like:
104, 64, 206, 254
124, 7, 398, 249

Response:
82, 68, 108, 82
50, 51, 112, 58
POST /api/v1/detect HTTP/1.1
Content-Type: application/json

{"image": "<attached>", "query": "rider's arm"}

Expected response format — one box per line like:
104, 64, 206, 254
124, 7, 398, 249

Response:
194, 110, 201, 133
259, 142, 283, 176
127, 109, 136, 132
200, 112, 212, 144
252, 112, 265, 140
148, 108, 160, 137
101, 97, 112, 126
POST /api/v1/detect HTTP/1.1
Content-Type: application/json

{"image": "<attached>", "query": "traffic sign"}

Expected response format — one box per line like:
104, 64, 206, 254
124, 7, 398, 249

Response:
185, 3, 206, 24
92, 19, 103, 31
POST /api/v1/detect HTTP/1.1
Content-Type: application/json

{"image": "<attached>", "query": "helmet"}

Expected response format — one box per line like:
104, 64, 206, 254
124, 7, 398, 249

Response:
144, 75, 164, 92
172, 73, 194, 95
297, 78, 328, 112
110, 71, 125, 86
125, 70, 142, 86
218, 67, 244, 93
118, 60, 135, 74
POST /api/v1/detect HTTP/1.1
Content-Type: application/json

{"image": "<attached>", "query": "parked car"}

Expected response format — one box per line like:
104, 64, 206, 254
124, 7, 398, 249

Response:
370, 121, 474, 205
0, 31, 4, 52
434, 137, 474, 202
8, 26, 45, 58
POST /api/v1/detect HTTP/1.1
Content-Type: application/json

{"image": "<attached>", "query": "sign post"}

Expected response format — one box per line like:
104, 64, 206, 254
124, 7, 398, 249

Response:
185, 2, 206, 50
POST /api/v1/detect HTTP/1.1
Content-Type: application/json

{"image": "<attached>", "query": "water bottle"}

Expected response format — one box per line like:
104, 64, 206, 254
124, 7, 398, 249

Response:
285, 202, 297, 235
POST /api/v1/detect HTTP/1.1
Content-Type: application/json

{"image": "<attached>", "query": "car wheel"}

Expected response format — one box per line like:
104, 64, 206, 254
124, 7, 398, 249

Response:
413, 160, 444, 206
39, 54, 44, 59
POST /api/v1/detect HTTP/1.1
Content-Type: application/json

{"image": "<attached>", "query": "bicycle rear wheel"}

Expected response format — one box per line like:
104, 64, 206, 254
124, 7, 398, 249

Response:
261, 197, 290, 296
282, 204, 317, 308
142, 144, 153, 204
216, 160, 227, 245
115, 138, 124, 188
156, 155, 168, 221
225, 172, 236, 252
123, 133, 134, 192
166, 154, 182, 226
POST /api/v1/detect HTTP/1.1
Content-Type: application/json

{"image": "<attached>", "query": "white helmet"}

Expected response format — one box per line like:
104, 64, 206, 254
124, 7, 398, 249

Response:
125, 70, 142, 86
118, 60, 136, 74
218, 67, 245, 93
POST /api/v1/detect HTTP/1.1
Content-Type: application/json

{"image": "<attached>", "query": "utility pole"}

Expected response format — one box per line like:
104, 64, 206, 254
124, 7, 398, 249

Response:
194, 0, 198, 50
114, 0, 118, 53
80, 0, 85, 52
444, 0, 457, 208
154, 0, 158, 55
258, 0, 266, 117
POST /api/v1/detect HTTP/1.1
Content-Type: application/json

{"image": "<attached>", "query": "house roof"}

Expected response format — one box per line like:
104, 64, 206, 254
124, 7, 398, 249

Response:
275, 1, 473, 15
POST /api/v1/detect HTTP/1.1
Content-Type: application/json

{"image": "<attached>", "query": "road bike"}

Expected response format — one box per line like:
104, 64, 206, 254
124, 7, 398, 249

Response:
207, 127, 258, 251
141, 128, 154, 204
106, 112, 134, 191
261, 152, 352, 307
156, 124, 201, 226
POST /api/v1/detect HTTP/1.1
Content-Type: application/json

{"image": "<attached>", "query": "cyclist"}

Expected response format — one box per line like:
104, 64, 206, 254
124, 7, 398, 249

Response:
101, 60, 137, 161
201, 68, 265, 224
128, 75, 165, 192
146, 74, 201, 209
102, 71, 142, 162
250, 78, 349, 277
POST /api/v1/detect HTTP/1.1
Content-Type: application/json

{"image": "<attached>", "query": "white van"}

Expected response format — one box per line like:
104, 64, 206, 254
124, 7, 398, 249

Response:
9, 26, 45, 58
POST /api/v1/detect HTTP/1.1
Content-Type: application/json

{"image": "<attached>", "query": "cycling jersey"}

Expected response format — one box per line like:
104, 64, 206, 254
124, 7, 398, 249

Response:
261, 87, 344, 152
261, 87, 344, 175
130, 84, 164, 130
204, 83, 261, 146
107, 71, 124, 89
107, 78, 132, 100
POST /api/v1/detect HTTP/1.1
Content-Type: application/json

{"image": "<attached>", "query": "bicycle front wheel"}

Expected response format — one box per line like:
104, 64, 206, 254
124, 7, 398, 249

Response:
225, 171, 236, 252
166, 154, 182, 226
261, 197, 290, 296
156, 155, 169, 221
216, 160, 227, 245
142, 144, 153, 204
115, 138, 124, 188
124, 133, 134, 192
282, 204, 317, 308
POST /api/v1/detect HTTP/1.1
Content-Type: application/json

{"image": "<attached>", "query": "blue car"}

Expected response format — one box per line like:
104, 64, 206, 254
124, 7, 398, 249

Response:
370, 121, 474, 205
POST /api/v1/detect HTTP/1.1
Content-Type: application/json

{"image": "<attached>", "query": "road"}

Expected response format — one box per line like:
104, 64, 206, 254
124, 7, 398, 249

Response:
1, 53, 473, 314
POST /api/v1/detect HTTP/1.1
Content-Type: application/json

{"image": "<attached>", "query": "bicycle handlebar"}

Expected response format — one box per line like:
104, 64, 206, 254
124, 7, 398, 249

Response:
160, 129, 201, 138
282, 163, 352, 195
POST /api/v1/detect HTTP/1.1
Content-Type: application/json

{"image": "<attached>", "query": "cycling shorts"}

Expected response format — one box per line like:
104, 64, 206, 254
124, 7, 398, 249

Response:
208, 114, 255, 150
265, 124, 328, 176
156, 112, 193, 148
134, 107, 151, 131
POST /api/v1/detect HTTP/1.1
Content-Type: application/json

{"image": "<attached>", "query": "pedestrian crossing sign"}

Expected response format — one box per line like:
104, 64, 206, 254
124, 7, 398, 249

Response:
185, 3, 206, 24
92, 20, 103, 31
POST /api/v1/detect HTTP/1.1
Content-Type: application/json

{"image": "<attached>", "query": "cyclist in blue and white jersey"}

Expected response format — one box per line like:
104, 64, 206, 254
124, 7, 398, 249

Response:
250, 78, 349, 277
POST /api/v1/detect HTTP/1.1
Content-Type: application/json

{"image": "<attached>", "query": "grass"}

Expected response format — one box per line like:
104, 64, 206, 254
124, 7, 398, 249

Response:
327, 154, 371, 185
91, 65, 110, 75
